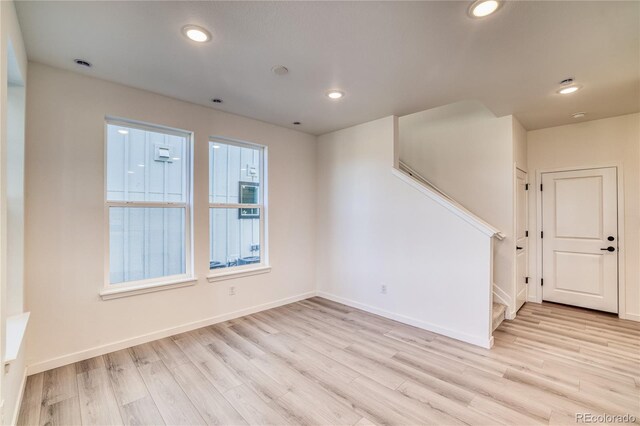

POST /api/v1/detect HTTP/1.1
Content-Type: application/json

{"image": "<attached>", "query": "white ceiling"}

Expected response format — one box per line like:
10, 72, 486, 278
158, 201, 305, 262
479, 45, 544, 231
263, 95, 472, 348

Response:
15, 1, 640, 135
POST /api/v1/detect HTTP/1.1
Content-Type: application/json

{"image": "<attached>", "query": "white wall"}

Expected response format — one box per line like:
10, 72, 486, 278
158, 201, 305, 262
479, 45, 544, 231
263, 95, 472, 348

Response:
24, 63, 317, 372
0, 0, 28, 423
527, 114, 640, 320
316, 116, 493, 348
513, 117, 527, 172
398, 101, 517, 311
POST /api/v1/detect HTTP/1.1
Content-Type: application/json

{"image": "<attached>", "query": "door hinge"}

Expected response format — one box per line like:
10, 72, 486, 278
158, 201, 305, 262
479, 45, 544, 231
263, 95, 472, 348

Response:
525, 277, 529, 284
540, 184, 543, 191
525, 183, 529, 190
525, 230, 529, 237
541, 231, 544, 238
541, 278, 544, 286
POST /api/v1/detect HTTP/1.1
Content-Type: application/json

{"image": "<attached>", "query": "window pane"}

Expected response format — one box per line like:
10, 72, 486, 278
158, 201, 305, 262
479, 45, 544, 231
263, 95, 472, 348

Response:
109, 207, 186, 284
107, 124, 187, 203
209, 141, 261, 204
210, 208, 261, 269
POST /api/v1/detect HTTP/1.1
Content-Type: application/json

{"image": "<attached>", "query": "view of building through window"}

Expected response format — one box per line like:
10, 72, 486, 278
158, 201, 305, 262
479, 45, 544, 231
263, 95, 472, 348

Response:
106, 121, 191, 285
209, 140, 265, 270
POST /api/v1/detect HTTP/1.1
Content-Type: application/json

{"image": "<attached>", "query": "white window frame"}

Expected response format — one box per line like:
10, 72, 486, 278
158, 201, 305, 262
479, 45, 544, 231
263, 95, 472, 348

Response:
101, 117, 195, 299
207, 137, 270, 282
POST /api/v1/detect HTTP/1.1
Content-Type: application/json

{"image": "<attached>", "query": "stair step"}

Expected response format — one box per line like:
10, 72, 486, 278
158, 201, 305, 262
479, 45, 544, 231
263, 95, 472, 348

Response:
492, 302, 506, 331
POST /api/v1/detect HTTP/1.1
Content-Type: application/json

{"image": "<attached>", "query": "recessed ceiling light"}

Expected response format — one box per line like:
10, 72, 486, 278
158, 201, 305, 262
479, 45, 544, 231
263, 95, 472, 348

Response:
558, 85, 581, 95
212, 98, 223, 104
572, 112, 586, 119
326, 90, 344, 100
117, 129, 129, 135
74, 59, 92, 68
272, 65, 289, 76
182, 25, 211, 43
468, 0, 502, 18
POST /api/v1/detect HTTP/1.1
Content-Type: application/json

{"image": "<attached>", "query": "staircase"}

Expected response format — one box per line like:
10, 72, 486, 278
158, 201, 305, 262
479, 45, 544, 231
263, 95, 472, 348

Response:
396, 161, 506, 345
492, 302, 506, 331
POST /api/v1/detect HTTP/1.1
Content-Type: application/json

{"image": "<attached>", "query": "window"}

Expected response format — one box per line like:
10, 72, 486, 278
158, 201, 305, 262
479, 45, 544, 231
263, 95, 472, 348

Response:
209, 139, 267, 275
105, 119, 192, 291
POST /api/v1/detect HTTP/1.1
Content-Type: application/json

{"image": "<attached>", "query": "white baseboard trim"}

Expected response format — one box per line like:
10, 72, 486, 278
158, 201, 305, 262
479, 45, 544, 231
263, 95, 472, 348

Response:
11, 368, 28, 426
316, 291, 492, 349
27, 291, 316, 375
619, 312, 640, 322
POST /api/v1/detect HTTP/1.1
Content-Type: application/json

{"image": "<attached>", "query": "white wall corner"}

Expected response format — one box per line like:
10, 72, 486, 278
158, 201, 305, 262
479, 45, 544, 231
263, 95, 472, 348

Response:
392, 115, 400, 168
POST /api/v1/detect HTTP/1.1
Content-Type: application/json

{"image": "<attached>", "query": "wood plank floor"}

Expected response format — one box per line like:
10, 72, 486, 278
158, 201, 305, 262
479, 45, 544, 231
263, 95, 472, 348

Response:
18, 298, 640, 425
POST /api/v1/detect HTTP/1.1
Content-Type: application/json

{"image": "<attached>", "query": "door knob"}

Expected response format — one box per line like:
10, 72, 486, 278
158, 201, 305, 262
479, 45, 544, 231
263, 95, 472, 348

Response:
516, 246, 523, 250
608, 236, 615, 241
600, 246, 615, 252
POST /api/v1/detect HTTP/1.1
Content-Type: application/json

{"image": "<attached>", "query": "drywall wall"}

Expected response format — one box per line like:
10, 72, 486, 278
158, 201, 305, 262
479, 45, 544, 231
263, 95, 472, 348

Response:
398, 101, 516, 311
24, 63, 317, 372
513, 117, 527, 172
527, 113, 640, 320
316, 116, 493, 348
0, 0, 28, 423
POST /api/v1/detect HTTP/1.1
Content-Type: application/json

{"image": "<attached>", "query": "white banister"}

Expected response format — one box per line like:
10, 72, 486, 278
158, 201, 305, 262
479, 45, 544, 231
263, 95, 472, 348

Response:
394, 161, 505, 240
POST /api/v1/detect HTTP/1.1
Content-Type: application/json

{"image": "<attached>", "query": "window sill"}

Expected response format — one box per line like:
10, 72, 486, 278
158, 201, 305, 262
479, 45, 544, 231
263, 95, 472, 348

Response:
5, 312, 30, 364
100, 277, 197, 300
207, 265, 271, 283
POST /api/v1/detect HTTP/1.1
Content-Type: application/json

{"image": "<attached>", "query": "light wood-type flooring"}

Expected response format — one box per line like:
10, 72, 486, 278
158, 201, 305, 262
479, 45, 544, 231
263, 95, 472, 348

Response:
17, 298, 640, 425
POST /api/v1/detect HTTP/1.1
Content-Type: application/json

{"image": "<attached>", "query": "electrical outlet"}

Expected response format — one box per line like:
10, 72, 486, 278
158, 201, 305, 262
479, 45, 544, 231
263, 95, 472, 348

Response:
229, 286, 236, 296
381, 284, 387, 295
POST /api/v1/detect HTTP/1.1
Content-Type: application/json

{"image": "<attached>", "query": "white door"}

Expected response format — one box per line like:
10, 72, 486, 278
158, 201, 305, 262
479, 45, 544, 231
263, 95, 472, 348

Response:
541, 167, 618, 313
515, 168, 528, 311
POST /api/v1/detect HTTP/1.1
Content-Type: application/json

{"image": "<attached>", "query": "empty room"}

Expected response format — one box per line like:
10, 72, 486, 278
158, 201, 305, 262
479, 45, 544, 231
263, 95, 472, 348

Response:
0, 0, 639, 425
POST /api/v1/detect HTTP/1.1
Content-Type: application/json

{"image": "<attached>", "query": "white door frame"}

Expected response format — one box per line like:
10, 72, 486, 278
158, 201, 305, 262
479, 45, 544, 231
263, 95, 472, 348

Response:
514, 166, 528, 314
532, 163, 627, 319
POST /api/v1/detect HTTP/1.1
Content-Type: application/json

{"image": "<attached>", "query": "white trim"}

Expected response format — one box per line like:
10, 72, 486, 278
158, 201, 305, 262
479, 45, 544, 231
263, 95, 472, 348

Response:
105, 116, 192, 137
317, 291, 493, 349
27, 291, 316, 375
100, 277, 197, 300
106, 201, 188, 208
492, 284, 515, 319
511, 164, 529, 318
207, 265, 272, 283
11, 369, 28, 426
392, 167, 503, 240
533, 163, 628, 319
4, 312, 30, 363
207, 203, 265, 209
619, 312, 640, 322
